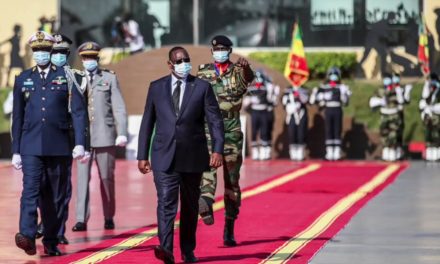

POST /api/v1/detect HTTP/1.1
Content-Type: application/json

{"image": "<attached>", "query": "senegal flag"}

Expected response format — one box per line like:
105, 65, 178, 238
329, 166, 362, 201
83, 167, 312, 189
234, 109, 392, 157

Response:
284, 22, 309, 87
418, 13, 430, 75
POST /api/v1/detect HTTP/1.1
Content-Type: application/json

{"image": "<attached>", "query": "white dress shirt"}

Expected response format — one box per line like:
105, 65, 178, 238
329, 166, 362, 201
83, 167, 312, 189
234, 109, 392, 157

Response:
171, 74, 186, 108
37, 65, 50, 80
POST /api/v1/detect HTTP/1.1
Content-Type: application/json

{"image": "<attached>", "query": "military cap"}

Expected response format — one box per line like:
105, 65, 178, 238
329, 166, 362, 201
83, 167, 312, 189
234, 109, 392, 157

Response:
53, 34, 72, 50
211, 35, 233, 47
28, 31, 54, 49
77, 41, 101, 56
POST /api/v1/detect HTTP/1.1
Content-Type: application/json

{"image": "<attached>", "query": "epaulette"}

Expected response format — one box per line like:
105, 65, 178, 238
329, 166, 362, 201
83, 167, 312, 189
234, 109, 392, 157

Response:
51, 65, 57, 71
102, 68, 116, 74
72, 68, 85, 76
198, 63, 213, 71
32, 66, 37, 72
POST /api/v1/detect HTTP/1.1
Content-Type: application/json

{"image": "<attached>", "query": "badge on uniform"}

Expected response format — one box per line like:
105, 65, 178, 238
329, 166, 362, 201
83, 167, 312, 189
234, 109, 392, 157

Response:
52, 76, 67, 85
23, 79, 34, 86
97, 80, 109, 86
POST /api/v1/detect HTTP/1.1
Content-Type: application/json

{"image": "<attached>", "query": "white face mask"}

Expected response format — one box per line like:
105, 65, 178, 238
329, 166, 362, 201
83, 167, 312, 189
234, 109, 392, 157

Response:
174, 62, 192, 78
33, 51, 51, 66
212, 50, 229, 63
82, 59, 98, 71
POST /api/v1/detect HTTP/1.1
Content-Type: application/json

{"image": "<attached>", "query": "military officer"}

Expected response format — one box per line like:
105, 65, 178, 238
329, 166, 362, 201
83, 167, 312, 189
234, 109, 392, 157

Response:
73, 42, 128, 231
392, 73, 412, 150
282, 85, 309, 161
310, 67, 351, 161
197, 35, 254, 246
419, 73, 440, 161
243, 70, 279, 160
369, 73, 406, 161
11, 31, 87, 256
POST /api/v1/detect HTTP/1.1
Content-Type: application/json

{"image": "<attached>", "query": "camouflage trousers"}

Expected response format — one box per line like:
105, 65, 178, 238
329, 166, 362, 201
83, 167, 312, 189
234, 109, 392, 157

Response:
424, 115, 440, 147
201, 124, 243, 220
380, 113, 403, 147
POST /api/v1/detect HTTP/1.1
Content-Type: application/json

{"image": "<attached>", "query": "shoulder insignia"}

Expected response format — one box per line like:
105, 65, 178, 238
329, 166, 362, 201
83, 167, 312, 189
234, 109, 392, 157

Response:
32, 66, 37, 72
198, 63, 214, 71
72, 68, 85, 76
102, 68, 115, 74
51, 65, 57, 71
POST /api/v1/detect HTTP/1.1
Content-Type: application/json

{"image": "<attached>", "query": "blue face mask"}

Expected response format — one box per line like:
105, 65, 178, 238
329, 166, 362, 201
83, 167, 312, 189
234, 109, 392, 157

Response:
82, 60, 98, 71
392, 76, 400, 84
383, 77, 392, 86
33, 51, 51, 66
174, 62, 192, 78
212, 50, 230, 63
329, 74, 339, 81
51, 53, 67, 67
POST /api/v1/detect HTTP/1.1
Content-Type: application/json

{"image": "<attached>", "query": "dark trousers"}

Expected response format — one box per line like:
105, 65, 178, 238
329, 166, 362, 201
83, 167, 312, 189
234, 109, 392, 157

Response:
20, 155, 70, 246
153, 169, 202, 254
324, 107, 343, 146
288, 113, 308, 145
251, 110, 271, 144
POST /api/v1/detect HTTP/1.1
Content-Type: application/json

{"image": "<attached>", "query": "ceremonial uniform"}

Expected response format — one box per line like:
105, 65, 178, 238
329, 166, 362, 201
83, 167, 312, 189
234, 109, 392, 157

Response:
74, 42, 128, 231
369, 74, 405, 161
12, 31, 87, 255
310, 68, 350, 160
243, 71, 279, 160
419, 74, 440, 161
392, 73, 412, 148
197, 35, 254, 247
282, 86, 309, 160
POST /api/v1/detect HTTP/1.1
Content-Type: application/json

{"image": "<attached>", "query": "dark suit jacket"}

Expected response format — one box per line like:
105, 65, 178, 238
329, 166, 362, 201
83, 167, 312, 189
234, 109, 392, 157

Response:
137, 74, 224, 173
11, 65, 87, 156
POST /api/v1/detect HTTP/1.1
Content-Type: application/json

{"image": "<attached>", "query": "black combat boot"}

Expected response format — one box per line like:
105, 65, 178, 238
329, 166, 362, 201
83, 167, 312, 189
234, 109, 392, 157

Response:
223, 218, 237, 247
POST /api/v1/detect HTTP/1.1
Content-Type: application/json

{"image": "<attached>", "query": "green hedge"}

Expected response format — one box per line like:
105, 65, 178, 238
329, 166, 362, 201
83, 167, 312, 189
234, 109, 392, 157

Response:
249, 52, 358, 79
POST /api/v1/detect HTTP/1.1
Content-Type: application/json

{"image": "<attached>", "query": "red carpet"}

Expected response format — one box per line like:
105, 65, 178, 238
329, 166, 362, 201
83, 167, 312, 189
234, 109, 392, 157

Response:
59, 161, 407, 264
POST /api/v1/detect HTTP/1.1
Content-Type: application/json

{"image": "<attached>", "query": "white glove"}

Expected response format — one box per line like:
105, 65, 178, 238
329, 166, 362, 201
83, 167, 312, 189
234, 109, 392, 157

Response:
115, 135, 128, 147
11, 154, 22, 170
72, 145, 85, 159
422, 107, 433, 120
324, 91, 332, 101
79, 151, 91, 163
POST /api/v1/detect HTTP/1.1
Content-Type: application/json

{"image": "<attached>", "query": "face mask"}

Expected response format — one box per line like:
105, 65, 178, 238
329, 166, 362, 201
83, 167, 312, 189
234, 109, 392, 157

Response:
329, 74, 339, 81
33, 51, 51, 66
82, 60, 98, 71
174, 62, 192, 78
51, 53, 67, 67
212, 50, 229, 63
392, 76, 400, 84
383, 77, 392, 86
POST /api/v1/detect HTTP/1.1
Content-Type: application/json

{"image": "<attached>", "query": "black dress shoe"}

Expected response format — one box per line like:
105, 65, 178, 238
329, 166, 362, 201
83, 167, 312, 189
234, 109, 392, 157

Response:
58, 235, 69, 245
43, 244, 63, 256
223, 219, 237, 247
35, 222, 44, 239
15, 233, 36, 255
198, 196, 214, 225
104, 219, 115, 230
181, 251, 198, 263
154, 245, 175, 264
72, 222, 87, 232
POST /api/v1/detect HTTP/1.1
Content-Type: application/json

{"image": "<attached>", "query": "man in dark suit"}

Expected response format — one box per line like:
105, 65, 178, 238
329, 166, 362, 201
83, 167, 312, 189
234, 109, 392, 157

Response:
137, 46, 224, 264
11, 31, 87, 256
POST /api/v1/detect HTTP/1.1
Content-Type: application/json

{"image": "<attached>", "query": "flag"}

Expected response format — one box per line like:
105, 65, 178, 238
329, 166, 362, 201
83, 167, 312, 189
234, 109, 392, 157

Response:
284, 22, 309, 87
418, 13, 430, 75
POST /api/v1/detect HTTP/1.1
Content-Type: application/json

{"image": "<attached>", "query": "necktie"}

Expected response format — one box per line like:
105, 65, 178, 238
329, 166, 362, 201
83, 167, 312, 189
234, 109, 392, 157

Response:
172, 80, 181, 115
40, 71, 46, 82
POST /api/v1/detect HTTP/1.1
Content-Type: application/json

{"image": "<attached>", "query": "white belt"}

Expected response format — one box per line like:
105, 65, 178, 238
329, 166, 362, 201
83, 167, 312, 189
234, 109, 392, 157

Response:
325, 101, 341, 107
251, 105, 268, 111
380, 108, 399, 115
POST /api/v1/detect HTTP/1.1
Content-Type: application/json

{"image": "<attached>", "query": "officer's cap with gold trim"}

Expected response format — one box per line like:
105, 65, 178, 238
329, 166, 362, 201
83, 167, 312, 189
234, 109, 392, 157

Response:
77, 42, 101, 56
28, 31, 55, 49
52, 34, 72, 50
211, 35, 233, 47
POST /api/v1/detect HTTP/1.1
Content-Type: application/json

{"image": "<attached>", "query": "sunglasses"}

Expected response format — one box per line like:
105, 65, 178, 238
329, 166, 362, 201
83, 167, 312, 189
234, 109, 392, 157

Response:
174, 58, 190, 64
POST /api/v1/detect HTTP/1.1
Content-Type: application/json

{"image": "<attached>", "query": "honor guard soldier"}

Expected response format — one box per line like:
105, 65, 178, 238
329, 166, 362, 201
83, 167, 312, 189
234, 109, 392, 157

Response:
73, 42, 128, 231
197, 35, 254, 246
369, 73, 406, 161
11, 31, 87, 256
282, 85, 309, 161
419, 73, 440, 161
243, 70, 279, 160
310, 67, 351, 161
392, 73, 412, 149
34, 34, 90, 244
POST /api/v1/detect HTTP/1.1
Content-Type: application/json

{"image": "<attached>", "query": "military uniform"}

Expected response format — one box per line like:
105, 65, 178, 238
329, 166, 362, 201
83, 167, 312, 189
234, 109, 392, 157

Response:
282, 86, 309, 161
310, 68, 350, 160
12, 31, 87, 255
419, 75, 440, 161
392, 73, 412, 148
74, 42, 128, 230
369, 75, 405, 161
243, 71, 279, 160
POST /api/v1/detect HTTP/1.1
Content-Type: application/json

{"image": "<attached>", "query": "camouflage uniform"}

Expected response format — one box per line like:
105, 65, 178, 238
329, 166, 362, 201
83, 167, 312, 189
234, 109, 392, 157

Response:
197, 62, 253, 220
420, 79, 440, 157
